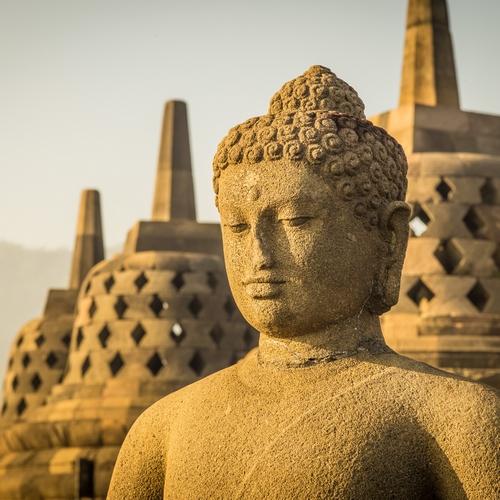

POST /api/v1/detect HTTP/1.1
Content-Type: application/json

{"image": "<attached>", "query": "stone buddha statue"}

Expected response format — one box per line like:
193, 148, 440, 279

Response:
108, 66, 498, 499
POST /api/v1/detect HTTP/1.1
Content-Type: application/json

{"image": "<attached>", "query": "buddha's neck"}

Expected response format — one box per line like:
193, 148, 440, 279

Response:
257, 311, 388, 368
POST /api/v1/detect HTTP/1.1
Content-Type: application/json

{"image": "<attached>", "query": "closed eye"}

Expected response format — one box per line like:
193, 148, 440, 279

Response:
227, 223, 249, 233
280, 216, 313, 227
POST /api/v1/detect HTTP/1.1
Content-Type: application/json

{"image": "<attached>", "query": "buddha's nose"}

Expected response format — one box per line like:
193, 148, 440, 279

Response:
251, 224, 274, 271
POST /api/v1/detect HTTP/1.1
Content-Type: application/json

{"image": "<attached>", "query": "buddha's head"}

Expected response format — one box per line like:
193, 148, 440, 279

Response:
213, 66, 410, 338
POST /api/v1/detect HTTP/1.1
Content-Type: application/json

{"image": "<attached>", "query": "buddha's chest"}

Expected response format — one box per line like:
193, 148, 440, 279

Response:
163, 391, 429, 499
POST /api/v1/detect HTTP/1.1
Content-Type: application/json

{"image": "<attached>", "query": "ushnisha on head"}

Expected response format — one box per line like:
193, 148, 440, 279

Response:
214, 65, 407, 232
213, 66, 410, 341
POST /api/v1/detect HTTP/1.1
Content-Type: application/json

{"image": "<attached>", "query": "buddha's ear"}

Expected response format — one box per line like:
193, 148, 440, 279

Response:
368, 201, 410, 314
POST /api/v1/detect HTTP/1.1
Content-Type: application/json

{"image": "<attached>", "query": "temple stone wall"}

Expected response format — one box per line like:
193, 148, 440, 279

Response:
375, 0, 500, 388
382, 153, 500, 387
1, 290, 76, 422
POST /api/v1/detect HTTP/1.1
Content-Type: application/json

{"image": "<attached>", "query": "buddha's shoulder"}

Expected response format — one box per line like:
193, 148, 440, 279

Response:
378, 352, 499, 421
136, 356, 243, 424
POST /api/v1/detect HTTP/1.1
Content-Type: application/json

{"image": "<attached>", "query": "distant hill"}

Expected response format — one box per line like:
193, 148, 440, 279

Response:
0, 241, 72, 381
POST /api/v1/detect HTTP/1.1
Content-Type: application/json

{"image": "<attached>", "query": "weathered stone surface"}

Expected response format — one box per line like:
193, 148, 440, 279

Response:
151, 100, 196, 221
69, 190, 105, 290
108, 66, 498, 499
399, 0, 459, 108
372, 0, 500, 388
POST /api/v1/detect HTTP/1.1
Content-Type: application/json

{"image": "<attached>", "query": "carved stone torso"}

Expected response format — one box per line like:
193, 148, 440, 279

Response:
153, 350, 496, 500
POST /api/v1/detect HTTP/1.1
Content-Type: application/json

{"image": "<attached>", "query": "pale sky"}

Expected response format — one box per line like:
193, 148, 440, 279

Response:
1, 0, 500, 250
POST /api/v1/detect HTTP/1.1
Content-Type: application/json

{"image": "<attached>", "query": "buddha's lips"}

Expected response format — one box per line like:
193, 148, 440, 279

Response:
243, 280, 285, 299
242, 278, 286, 285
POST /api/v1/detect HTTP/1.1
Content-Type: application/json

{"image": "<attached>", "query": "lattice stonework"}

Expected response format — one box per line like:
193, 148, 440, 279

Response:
382, 154, 500, 389
65, 251, 257, 386
0, 314, 73, 421
0, 250, 258, 499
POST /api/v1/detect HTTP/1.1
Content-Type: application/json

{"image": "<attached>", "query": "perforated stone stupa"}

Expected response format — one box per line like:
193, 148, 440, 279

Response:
0, 100, 257, 499
0, 189, 104, 425
375, 0, 500, 388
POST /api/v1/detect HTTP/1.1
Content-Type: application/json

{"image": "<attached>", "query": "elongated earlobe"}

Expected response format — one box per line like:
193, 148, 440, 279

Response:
368, 201, 410, 314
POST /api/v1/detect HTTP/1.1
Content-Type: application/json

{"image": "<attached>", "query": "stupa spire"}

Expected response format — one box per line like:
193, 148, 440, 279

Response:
151, 100, 196, 221
69, 189, 105, 289
399, 0, 460, 108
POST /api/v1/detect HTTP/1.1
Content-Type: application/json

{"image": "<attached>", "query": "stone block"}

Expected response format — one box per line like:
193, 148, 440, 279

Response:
466, 111, 500, 137
414, 105, 469, 134
450, 239, 497, 276
445, 176, 483, 204
420, 275, 477, 315
472, 205, 500, 242
418, 202, 470, 239
403, 238, 442, 275
406, 175, 441, 203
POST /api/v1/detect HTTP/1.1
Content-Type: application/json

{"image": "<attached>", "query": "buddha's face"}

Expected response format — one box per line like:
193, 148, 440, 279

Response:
218, 159, 385, 338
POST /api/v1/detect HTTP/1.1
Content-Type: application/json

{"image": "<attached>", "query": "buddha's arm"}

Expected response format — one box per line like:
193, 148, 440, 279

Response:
107, 401, 169, 500
433, 384, 499, 499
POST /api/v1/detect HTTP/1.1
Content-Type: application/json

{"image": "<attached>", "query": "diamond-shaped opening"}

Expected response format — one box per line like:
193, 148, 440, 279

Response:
434, 240, 462, 274
436, 178, 452, 201
131, 323, 146, 345
84, 281, 92, 295
46, 351, 57, 369
493, 245, 500, 272
480, 178, 496, 205
224, 297, 236, 318
209, 324, 224, 346
170, 322, 185, 344
1, 401, 6, 415
61, 331, 71, 348
12, 375, 19, 391
22, 353, 31, 368
134, 272, 149, 292
188, 295, 203, 318
16, 336, 24, 347
407, 279, 434, 306
409, 203, 431, 237
88, 299, 97, 318
109, 352, 124, 376
16, 397, 27, 416
81, 355, 91, 376
189, 351, 205, 376
114, 296, 128, 319
35, 333, 46, 348
146, 352, 165, 376
463, 207, 485, 239
243, 328, 256, 348
98, 325, 111, 348
104, 274, 115, 293
207, 272, 217, 291
467, 281, 490, 312
8, 357, 13, 368
171, 272, 185, 291
76, 327, 84, 349
31, 372, 42, 391
149, 294, 168, 317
